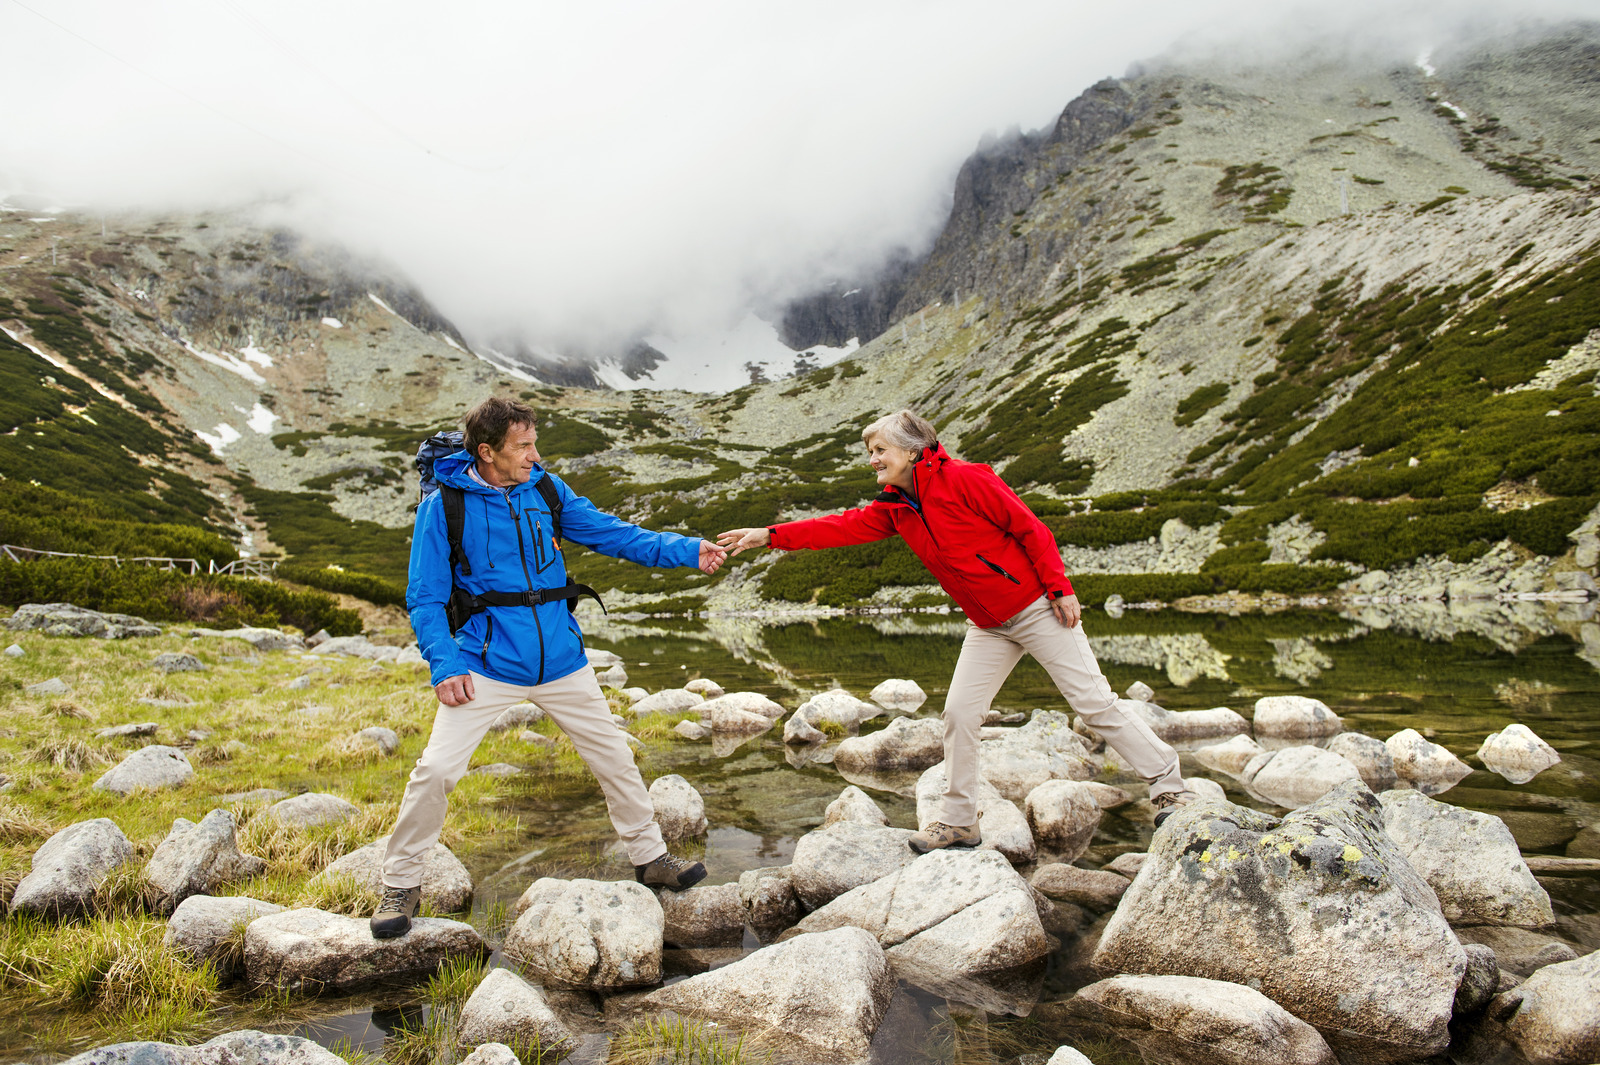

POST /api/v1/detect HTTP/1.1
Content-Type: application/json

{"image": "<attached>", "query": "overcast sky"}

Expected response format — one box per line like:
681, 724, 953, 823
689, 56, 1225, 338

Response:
1, 0, 1593, 359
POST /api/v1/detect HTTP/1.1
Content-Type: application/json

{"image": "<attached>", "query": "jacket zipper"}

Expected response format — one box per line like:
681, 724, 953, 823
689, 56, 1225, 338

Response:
906, 458, 981, 607
508, 499, 547, 684
977, 553, 1022, 585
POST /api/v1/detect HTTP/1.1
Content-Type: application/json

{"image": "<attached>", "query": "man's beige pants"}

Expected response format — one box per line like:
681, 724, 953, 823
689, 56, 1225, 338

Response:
941, 596, 1185, 826
382, 668, 666, 888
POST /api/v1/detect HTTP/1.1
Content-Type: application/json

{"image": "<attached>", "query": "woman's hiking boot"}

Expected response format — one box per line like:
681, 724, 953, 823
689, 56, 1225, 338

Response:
635, 852, 707, 890
909, 820, 981, 853
1152, 789, 1199, 828
370, 884, 422, 939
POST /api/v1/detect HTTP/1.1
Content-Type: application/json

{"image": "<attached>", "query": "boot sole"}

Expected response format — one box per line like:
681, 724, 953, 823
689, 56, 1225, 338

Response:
908, 838, 981, 854
370, 921, 412, 940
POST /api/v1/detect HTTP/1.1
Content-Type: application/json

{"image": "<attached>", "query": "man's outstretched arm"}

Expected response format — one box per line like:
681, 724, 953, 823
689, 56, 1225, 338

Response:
551, 473, 727, 572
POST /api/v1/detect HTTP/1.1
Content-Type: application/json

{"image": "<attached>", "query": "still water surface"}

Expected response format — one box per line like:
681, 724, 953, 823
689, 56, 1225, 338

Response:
298, 603, 1600, 1063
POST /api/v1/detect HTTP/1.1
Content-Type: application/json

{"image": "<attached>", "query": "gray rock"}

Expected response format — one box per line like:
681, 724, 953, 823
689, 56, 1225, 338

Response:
1490, 948, 1600, 1065
456, 967, 574, 1051
25, 676, 70, 696
795, 848, 1050, 982
1186, 777, 1227, 803
219, 788, 290, 804
489, 702, 545, 731
59, 1029, 343, 1065
1386, 729, 1473, 796
1093, 781, 1465, 1062
659, 881, 745, 948
9, 817, 133, 919
834, 716, 945, 772
1105, 852, 1147, 878
352, 726, 399, 756
1016, 709, 1101, 756
1246, 746, 1363, 808
1125, 681, 1156, 702
188, 627, 305, 652
1457, 926, 1582, 977
595, 664, 629, 688
146, 809, 267, 914
5, 603, 160, 639
285, 675, 311, 691
3, 643, 22, 656
1070, 974, 1336, 1065
869, 678, 928, 711
630, 689, 703, 716
504, 878, 663, 989
152, 652, 206, 673
1379, 789, 1552, 928
1327, 732, 1400, 792
586, 648, 624, 668
265, 792, 358, 828
699, 691, 785, 721
1024, 780, 1103, 861
797, 688, 882, 729
641, 927, 893, 1061
1047, 1049, 1096, 1065
673, 720, 712, 741
790, 822, 921, 910
783, 713, 826, 745
1030, 864, 1130, 910
824, 785, 890, 827
915, 764, 1034, 863
305, 629, 331, 647
1456, 943, 1500, 1016
649, 774, 707, 841
1252, 695, 1342, 737
315, 635, 401, 661
1477, 724, 1562, 785
470, 763, 522, 777
457, 1045, 518, 1065
165, 895, 285, 975
1115, 700, 1250, 742
92, 745, 194, 796
739, 865, 801, 944
684, 677, 725, 698
245, 907, 484, 991
978, 739, 1096, 801
308, 835, 472, 913
96, 721, 160, 740
1195, 734, 1266, 777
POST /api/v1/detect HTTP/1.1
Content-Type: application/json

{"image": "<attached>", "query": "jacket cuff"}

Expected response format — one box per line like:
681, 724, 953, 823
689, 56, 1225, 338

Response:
1047, 581, 1074, 599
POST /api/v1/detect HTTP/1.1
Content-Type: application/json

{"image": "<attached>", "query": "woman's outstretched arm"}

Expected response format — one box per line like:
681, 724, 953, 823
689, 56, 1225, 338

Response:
720, 505, 898, 555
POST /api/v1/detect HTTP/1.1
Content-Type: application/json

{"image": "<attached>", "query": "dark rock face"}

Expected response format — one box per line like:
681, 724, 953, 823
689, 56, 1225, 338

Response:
777, 250, 924, 350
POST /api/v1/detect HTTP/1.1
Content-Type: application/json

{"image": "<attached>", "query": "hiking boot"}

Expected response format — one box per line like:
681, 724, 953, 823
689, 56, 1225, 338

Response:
1152, 789, 1199, 828
909, 820, 981, 854
370, 885, 421, 939
635, 852, 707, 891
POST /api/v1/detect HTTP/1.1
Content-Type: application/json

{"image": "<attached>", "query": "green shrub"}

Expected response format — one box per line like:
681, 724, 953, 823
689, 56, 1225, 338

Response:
1042, 501, 1228, 547
277, 564, 407, 608
0, 485, 236, 565
1174, 382, 1230, 427
234, 484, 412, 583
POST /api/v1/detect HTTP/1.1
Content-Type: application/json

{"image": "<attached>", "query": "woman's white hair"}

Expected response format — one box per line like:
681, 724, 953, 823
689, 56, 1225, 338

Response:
862, 409, 939, 455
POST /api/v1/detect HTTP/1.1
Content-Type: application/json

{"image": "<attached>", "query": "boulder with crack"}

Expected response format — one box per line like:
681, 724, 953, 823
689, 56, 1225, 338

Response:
641, 926, 894, 1062
789, 822, 920, 910
1489, 948, 1600, 1065
739, 865, 802, 944
834, 716, 945, 772
1092, 781, 1465, 1063
145, 809, 267, 915
245, 908, 484, 991
503, 878, 663, 989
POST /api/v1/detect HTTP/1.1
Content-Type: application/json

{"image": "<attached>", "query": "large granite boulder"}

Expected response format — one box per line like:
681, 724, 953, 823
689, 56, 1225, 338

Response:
1030, 864, 1130, 911
306, 835, 472, 913
1024, 780, 1103, 861
834, 716, 945, 772
916, 763, 1035, 863
245, 907, 484, 990
456, 967, 574, 1051
1195, 735, 1266, 777
1093, 781, 1465, 1062
164, 895, 284, 975
1489, 949, 1600, 1065
789, 822, 920, 910
59, 1030, 342, 1065
189, 626, 305, 652
1245, 746, 1363, 808
796, 689, 882, 730
1252, 695, 1343, 738
649, 774, 708, 840
977, 739, 1096, 801
9, 818, 132, 919
1070, 974, 1336, 1065
1379, 789, 1552, 927
1327, 732, 1399, 792
1477, 724, 1562, 785
869, 678, 927, 712
1386, 729, 1472, 796
642, 927, 893, 1062
5, 602, 160, 639
92, 745, 194, 796
739, 865, 801, 944
503, 878, 663, 989
265, 792, 358, 828
657, 881, 744, 948
824, 785, 890, 827
145, 809, 267, 915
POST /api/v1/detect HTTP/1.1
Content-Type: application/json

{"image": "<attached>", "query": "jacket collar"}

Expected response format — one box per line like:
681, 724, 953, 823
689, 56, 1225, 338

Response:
875, 442, 950, 504
436, 450, 547, 496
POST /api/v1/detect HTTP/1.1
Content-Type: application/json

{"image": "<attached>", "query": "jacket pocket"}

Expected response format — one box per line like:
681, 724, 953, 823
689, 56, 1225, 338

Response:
529, 514, 558, 574
977, 553, 1022, 585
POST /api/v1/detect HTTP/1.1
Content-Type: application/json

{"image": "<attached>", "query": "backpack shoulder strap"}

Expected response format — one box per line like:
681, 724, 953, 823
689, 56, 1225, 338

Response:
534, 472, 564, 545
440, 484, 472, 577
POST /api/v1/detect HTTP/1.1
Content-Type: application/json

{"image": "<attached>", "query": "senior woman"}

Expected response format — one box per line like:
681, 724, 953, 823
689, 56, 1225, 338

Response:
719, 410, 1195, 852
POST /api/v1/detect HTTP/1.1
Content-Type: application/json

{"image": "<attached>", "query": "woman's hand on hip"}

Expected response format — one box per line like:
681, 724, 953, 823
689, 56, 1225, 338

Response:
1050, 594, 1082, 628
717, 527, 770, 556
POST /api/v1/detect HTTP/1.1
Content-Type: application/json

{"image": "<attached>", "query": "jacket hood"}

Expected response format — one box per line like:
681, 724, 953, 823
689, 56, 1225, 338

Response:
434, 450, 546, 494
877, 442, 952, 503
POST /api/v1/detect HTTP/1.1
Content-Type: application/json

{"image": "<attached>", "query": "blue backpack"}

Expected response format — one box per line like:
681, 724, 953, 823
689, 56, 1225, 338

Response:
414, 430, 602, 632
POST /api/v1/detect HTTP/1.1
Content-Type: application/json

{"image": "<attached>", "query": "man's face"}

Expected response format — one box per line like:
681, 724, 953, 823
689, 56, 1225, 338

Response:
478, 422, 541, 486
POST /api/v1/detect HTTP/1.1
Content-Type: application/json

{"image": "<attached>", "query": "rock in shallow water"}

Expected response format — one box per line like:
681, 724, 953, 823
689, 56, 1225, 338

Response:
916, 763, 1035, 863
649, 773, 707, 840
739, 865, 801, 944
1477, 723, 1562, 785
1092, 780, 1465, 1063
1024, 780, 1102, 861
60, 1029, 343, 1065
165, 895, 284, 975
834, 716, 945, 771
824, 785, 889, 827
1386, 728, 1472, 796
870, 677, 927, 711
307, 834, 472, 913
1030, 864, 1130, 910
1490, 948, 1600, 1065
1194, 734, 1266, 777
1327, 732, 1400, 792
1252, 695, 1343, 738
457, 967, 574, 1050
1246, 745, 1363, 808
10, 817, 132, 920
658, 881, 744, 948
789, 821, 920, 910
504, 878, 662, 989
245, 908, 484, 990
641, 926, 894, 1062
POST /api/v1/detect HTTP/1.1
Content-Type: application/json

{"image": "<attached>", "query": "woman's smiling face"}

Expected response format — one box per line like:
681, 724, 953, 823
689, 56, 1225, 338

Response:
866, 435, 918, 491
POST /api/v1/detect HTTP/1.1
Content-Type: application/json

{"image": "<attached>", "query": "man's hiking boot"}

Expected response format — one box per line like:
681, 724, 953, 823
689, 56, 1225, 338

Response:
909, 820, 981, 854
370, 884, 421, 939
635, 852, 707, 891
1152, 789, 1199, 828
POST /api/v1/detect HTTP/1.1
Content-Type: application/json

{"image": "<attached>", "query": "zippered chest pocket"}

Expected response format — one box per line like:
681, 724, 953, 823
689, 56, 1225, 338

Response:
529, 513, 560, 574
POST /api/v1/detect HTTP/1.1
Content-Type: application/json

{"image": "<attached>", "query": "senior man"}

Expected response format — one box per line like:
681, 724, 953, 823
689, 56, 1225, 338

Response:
372, 396, 727, 939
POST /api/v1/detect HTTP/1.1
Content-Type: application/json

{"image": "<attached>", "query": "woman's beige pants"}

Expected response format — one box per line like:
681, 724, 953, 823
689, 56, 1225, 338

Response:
941, 596, 1185, 826
381, 668, 666, 889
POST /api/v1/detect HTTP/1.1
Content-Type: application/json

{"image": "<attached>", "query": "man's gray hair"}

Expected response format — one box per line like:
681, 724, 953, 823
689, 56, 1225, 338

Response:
862, 409, 939, 455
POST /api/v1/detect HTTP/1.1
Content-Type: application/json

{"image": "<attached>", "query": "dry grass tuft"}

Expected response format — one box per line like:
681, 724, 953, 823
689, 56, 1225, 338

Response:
44, 701, 95, 721
29, 735, 113, 772
0, 797, 54, 844
189, 743, 232, 766
235, 801, 398, 883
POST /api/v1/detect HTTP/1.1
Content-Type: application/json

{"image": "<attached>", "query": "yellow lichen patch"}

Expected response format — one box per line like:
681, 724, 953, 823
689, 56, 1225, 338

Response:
1199, 848, 1214, 863
1342, 845, 1364, 862
1226, 846, 1242, 861
1259, 834, 1276, 847
1278, 842, 1294, 855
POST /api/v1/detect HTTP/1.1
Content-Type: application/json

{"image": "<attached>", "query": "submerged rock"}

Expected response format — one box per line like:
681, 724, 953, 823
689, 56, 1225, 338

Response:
308, 835, 472, 913
503, 878, 663, 989
5, 602, 161, 639
790, 822, 920, 910
834, 716, 945, 771
1490, 949, 1600, 1065
1386, 729, 1473, 795
10, 818, 132, 920
165, 895, 284, 975
1327, 732, 1400, 792
92, 745, 194, 796
642, 927, 894, 1062
1252, 695, 1342, 737
1379, 789, 1552, 928
145, 809, 266, 915
824, 785, 890, 827
457, 967, 574, 1051
1246, 746, 1363, 808
1070, 974, 1336, 1065
649, 774, 708, 841
245, 908, 484, 991
1477, 724, 1562, 785
915, 763, 1035, 864
1093, 781, 1465, 1062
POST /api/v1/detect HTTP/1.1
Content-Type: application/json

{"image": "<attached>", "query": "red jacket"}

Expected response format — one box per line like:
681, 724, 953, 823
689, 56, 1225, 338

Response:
768, 442, 1073, 627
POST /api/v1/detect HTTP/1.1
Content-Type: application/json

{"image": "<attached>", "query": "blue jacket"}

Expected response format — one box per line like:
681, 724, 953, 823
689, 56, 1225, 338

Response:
407, 450, 701, 687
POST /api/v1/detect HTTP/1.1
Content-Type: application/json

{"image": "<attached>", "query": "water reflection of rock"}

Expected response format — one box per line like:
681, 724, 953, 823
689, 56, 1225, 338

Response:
1088, 635, 1231, 687
1269, 638, 1334, 686
1339, 596, 1598, 659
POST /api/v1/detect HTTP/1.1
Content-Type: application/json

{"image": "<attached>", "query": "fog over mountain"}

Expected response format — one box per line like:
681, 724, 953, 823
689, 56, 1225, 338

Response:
1, 0, 1594, 389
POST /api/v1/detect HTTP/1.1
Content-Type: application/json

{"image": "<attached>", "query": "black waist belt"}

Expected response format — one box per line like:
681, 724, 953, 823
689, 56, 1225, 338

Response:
446, 581, 606, 634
